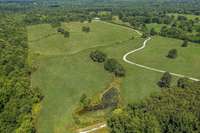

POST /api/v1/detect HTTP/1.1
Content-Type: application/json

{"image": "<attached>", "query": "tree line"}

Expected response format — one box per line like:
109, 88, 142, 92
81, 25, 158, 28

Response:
107, 80, 200, 133
0, 14, 43, 133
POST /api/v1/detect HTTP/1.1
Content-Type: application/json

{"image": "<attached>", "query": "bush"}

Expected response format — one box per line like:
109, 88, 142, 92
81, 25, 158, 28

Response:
181, 40, 188, 47
80, 94, 91, 108
57, 27, 65, 34
104, 59, 118, 72
177, 77, 191, 89
150, 28, 157, 36
82, 26, 90, 32
141, 32, 149, 38
158, 72, 172, 88
114, 67, 126, 77
64, 31, 70, 38
90, 50, 107, 63
167, 49, 178, 59
104, 59, 125, 77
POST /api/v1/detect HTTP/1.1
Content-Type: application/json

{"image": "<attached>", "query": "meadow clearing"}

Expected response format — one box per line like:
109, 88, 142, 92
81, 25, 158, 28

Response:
28, 20, 199, 133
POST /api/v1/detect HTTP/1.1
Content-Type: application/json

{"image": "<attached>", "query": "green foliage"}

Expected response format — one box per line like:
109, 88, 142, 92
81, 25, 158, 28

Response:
108, 82, 200, 133
150, 28, 157, 36
104, 59, 125, 77
82, 26, 90, 33
57, 27, 65, 33
64, 31, 70, 38
80, 94, 91, 108
181, 40, 188, 47
158, 72, 172, 88
0, 15, 42, 133
177, 78, 191, 89
90, 50, 107, 63
108, 109, 161, 133
167, 49, 178, 59
57, 27, 70, 38
141, 32, 149, 38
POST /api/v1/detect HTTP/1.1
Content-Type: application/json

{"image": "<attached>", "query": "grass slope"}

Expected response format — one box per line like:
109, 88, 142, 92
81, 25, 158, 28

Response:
29, 21, 200, 133
28, 21, 140, 133
128, 36, 200, 79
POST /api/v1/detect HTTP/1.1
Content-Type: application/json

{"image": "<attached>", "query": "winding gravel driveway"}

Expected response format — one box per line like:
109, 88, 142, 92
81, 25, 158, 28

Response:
78, 24, 199, 133
123, 36, 199, 81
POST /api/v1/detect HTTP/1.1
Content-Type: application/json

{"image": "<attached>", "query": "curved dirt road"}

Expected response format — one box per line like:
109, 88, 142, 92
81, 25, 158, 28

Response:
78, 123, 106, 133
123, 37, 200, 81
78, 25, 199, 133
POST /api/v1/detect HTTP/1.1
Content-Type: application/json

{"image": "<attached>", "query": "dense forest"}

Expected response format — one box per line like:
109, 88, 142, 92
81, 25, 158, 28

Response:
0, 15, 42, 132
107, 81, 200, 133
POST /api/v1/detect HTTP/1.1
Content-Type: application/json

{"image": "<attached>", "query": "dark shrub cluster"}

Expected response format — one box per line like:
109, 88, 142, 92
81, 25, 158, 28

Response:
150, 28, 157, 36
177, 77, 191, 89
167, 49, 178, 59
57, 27, 70, 38
181, 40, 188, 47
90, 50, 107, 63
82, 26, 90, 32
104, 59, 125, 77
158, 72, 172, 88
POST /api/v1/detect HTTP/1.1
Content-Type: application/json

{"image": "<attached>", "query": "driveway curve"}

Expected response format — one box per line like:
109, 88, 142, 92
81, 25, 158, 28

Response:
78, 24, 199, 133
123, 37, 200, 81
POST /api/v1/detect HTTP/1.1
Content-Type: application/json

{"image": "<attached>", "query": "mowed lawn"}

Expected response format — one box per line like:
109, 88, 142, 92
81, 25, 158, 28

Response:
28, 21, 141, 133
128, 36, 200, 79
28, 20, 200, 133
28, 21, 139, 56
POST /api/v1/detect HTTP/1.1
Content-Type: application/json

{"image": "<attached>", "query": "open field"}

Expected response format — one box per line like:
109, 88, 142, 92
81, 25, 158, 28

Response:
28, 21, 142, 133
28, 21, 200, 133
128, 36, 200, 79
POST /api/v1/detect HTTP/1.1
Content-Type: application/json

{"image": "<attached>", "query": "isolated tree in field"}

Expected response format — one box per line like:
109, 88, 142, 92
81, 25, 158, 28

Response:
88, 18, 92, 23
90, 50, 107, 63
64, 31, 70, 38
158, 72, 172, 88
80, 94, 91, 108
141, 32, 149, 38
82, 26, 90, 32
150, 28, 157, 36
104, 59, 119, 72
57, 27, 65, 34
167, 49, 178, 59
114, 67, 125, 77
177, 77, 191, 89
182, 40, 188, 47
104, 59, 125, 77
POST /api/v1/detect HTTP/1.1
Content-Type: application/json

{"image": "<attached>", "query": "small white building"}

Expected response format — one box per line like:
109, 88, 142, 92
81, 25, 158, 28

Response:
93, 17, 100, 21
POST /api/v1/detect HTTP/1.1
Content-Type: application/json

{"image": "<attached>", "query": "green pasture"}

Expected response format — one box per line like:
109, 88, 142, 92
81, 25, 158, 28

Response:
128, 36, 200, 80
28, 21, 141, 133
28, 21, 199, 133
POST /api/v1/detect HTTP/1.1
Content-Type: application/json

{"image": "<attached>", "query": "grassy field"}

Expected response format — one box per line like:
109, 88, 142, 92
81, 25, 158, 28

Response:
28, 20, 200, 133
28, 21, 141, 133
128, 36, 200, 79
28, 21, 138, 56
